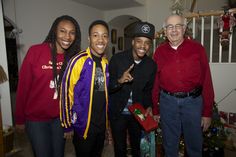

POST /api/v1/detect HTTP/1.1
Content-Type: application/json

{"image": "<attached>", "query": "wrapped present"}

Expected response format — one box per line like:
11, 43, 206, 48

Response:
128, 103, 158, 132
140, 131, 156, 157
224, 124, 236, 151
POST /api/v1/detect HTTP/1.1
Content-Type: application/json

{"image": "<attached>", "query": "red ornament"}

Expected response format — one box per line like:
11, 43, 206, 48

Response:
223, 14, 230, 29
218, 11, 235, 47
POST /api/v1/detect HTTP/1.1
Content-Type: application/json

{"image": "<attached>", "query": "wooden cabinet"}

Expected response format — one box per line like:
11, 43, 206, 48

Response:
0, 103, 15, 157
0, 66, 16, 156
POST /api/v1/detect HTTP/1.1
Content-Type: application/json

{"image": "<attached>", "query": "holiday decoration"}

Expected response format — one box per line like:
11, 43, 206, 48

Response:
171, 0, 184, 15
184, 26, 193, 39
155, 29, 166, 46
140, 131, 156, 157
218, 10, 236, 48
128, 103, 158, 132
202, 103, 228, 157
224, 124, 236, 151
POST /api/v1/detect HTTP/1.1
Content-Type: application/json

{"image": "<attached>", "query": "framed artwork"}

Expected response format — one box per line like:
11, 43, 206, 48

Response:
118, 37, 123, 50
111, 29, 117, 44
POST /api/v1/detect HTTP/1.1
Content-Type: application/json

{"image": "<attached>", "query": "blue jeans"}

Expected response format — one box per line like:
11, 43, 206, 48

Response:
159, 91, 203, 157
25, 118, 65, 157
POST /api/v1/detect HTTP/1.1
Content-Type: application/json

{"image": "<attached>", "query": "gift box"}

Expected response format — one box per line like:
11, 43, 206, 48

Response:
128, 103, 158, 132
140, 131, 156, 157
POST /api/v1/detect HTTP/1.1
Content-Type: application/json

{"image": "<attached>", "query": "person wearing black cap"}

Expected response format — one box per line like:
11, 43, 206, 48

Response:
108, 21, 157, 157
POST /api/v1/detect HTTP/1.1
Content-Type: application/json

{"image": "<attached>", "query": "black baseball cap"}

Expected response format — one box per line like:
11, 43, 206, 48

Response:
133, 21, 155, 40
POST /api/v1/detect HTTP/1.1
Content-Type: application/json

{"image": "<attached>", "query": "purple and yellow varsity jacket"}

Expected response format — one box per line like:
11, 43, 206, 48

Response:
60, 47, 109, 139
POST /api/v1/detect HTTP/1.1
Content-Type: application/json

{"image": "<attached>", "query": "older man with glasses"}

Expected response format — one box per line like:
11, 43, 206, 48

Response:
152, 14, 215, 157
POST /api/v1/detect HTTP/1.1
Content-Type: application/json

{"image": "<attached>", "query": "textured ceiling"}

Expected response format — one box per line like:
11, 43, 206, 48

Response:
71, 0, 144, 10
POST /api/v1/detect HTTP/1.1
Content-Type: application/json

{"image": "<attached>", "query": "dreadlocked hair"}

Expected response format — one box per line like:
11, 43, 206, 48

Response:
44, 15, 81, 87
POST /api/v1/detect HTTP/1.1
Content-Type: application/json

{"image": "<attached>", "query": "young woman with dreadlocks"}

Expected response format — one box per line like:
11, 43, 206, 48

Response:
15, 15, 81, 157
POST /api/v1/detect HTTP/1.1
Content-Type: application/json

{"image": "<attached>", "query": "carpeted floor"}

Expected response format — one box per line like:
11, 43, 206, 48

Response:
4, 130, 236, 157
6, 131, 114, 157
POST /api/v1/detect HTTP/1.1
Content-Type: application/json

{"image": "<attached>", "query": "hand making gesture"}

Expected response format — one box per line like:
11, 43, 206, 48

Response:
118, 64, 134, 84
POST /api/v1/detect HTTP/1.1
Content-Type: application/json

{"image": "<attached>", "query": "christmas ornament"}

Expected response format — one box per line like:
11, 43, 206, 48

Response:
203, 103, 227, 157
211, 127, 218, 134
218, 10, 236, 48
171, 0, 184, 14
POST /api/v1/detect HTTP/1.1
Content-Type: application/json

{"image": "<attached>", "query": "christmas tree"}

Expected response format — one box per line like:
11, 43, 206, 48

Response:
202, 103, 228, 157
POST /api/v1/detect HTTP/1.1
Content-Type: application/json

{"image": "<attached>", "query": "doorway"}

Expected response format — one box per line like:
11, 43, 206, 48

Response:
108, 15, 140, 60
4, 17, 19, 93
4, 16, 21, 124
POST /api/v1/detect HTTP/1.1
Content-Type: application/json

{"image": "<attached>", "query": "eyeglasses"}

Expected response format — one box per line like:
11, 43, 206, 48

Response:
165, 24, 184, 30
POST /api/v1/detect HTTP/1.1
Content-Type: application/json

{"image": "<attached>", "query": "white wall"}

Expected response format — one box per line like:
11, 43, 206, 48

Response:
210, 64, 236, 113
2, 0, 103, 126
0, 1, 12, 126
104, 6, 147, 24
194, 0, 227, 12
104, 0, 171, 35
146, 0, 172, 30
3, 0, 103, 66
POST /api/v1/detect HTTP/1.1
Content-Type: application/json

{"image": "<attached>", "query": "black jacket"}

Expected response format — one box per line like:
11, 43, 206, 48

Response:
108, 49, 157, 119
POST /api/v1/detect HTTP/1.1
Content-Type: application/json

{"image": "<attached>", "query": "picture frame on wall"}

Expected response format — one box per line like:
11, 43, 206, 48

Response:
111, 29, 117, 44
118, 37, 123, 50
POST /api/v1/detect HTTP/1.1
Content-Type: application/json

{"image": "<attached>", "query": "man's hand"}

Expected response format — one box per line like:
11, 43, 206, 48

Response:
64, 130, 74, 139
145, 107, 153, 117
201, 117, 212, 132
153, 115, 160, 122
118, 64, 134, 84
